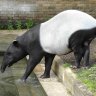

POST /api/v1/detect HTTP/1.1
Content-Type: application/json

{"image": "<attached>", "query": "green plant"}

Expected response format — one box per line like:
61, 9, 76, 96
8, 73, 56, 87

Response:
25, 19, 34, 29
0, 19, 35, 30
7, 19, 14, 30
16, 20, 22, 30
0, 23, 4, 29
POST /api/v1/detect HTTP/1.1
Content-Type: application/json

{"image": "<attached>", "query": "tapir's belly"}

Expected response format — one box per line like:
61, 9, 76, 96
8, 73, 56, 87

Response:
40, 26, 71, 55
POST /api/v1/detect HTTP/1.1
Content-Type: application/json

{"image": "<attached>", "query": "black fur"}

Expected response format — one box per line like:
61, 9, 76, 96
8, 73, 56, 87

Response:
1, 24, 96, 81
17, 25, 56, 80
16, 24, 42, 54
1, 24, 55, 81
69, 27, 96, 68
40, 53, 55, 78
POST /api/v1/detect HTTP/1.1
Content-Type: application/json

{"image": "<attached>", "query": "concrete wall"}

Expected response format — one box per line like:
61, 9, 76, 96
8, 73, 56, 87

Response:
52, 56, 93, 96
0, 0, 96, 22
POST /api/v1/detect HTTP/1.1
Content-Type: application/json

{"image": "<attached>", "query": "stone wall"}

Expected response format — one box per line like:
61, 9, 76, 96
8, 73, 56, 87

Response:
0, 0, 96, 22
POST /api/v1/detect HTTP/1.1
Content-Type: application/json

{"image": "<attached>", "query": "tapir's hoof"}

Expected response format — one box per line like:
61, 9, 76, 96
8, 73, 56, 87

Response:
20, 78, 27, 83
22, 79, 26, 83
16, 79, 26, 84
40, 74, 50, 79
70, 65, 80, 69
82, 66, 90, 69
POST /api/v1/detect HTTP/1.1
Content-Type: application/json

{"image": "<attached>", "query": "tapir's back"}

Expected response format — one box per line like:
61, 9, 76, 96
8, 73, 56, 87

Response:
40, 10, 96, 55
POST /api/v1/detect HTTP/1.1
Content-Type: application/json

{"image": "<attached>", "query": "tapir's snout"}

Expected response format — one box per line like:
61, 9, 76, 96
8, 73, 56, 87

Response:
0, 64, 7, 73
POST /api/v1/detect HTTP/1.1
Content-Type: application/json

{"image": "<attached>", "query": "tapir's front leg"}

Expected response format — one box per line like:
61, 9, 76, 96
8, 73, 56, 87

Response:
21, 53, 44, 82
40, 53, 55, 78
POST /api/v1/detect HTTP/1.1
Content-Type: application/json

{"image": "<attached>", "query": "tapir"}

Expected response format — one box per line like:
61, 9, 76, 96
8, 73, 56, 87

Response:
1, 10, 96, 82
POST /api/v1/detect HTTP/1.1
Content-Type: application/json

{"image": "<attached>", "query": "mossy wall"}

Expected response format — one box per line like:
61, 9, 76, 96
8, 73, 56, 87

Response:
0, 0, 96, 22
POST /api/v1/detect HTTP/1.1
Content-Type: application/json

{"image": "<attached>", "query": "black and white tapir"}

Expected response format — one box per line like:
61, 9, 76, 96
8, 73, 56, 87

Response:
1, 10, 96, 82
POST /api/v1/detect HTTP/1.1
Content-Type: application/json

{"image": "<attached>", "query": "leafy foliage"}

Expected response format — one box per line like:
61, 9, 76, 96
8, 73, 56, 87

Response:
15, 20, 22, 30
25, 19, 34, 29
7, 19, 14, 30
0, 19, 35, 30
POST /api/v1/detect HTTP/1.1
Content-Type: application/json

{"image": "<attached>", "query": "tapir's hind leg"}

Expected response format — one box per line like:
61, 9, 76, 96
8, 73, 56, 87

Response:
74, 52, 82, 68
83, 43, 90, 68
40, 53, 55, 78
72, 47, 84, 68
21, 51, 44, 82
73, 44, 90, 68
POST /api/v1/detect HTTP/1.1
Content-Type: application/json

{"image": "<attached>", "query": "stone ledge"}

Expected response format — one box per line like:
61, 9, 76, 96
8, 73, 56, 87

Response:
52, 56, 93, 96
34, 64, 71, 96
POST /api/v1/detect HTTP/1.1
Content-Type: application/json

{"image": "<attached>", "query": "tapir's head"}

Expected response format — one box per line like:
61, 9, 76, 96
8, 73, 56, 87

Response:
1, 40, 27, 73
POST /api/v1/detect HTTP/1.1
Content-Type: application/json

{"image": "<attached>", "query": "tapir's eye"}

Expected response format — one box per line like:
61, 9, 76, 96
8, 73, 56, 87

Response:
7, 52, 11, 55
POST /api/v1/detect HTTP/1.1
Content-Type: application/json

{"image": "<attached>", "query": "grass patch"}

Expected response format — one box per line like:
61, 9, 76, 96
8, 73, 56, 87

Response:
76, 65, 96, 96
63, 63, 71, 68
63, 63, 96, 95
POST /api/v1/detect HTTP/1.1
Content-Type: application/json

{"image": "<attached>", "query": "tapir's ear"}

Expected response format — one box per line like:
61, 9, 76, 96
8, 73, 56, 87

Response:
13, 40, 19, 47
